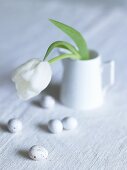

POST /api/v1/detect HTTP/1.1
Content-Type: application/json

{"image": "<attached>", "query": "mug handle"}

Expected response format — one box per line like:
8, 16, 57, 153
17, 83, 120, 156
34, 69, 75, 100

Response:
102, 60, 115, 94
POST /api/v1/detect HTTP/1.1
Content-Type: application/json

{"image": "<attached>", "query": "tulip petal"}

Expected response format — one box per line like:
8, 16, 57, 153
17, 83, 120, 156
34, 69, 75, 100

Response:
30, 61, 52, 92
12, 59, 52, 100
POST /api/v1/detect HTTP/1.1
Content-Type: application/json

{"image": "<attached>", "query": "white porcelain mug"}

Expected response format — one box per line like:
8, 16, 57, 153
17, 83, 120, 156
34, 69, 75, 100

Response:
60, 50, 115, 110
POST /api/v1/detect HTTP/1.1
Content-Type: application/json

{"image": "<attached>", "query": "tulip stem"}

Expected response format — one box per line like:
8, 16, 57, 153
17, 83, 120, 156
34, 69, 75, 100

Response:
48, 54, 80, 64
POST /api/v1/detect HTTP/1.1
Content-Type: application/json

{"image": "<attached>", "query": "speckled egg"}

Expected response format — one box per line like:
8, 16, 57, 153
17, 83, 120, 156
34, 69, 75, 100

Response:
42, 95, 55, 109
8, 118, 22, 133
28, 145, 48, 161
48, 119, 63, 134
62, 117, 78, 130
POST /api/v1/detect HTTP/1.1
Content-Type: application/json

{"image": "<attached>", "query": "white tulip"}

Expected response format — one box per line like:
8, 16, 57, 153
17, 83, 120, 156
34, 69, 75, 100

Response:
12, 59, 52, 100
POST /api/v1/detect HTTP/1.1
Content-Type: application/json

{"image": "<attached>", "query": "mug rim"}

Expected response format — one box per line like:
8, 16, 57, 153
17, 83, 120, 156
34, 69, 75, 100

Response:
62, 49, 101, 63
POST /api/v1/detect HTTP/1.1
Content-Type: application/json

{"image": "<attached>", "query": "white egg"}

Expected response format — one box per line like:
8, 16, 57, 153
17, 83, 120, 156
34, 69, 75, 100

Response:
28, 145, 48, 161
62, 117, 78, 130
48, 119, 63, 134
42, 95, 55, 109
8, 118, 22, 133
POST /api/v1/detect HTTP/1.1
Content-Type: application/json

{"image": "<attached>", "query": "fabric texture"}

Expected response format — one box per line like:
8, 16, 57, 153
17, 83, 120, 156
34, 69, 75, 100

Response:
0, 0, 127, 169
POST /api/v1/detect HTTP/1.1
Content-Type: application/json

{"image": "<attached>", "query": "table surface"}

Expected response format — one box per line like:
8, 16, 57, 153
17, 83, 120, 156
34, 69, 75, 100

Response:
0, 0, 127, 169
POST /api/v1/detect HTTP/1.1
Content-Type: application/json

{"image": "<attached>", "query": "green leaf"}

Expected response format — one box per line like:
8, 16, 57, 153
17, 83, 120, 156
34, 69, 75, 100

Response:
48, 53, 78, 64
49, 19, 89, 60
43, 41, 81, 61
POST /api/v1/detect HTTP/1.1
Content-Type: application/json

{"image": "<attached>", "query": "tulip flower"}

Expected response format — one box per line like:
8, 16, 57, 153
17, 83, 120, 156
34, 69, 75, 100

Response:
12, 19, 89, 101
12, 59, 52, 100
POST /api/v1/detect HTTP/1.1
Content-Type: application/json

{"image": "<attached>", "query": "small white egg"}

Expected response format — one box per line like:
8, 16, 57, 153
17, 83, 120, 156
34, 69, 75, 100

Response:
28, 145, 48, 161
42, 95, 55, 109
8, 118, 22, 133
48, 119, 63, 134
62, 117, 78, 130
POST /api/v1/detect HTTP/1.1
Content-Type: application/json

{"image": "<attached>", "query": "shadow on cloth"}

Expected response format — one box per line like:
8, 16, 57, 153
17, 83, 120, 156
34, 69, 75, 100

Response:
0, 122, 9, 132
45, 83, 61, 102
18, 150, 31, 160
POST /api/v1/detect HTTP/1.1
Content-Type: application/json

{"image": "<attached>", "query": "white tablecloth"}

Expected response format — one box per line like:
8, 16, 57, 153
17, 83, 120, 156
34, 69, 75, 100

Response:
0, 0, 127, 169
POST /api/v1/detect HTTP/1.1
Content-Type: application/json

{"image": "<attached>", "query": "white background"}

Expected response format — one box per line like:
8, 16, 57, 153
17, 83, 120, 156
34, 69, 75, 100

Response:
0, 0, 127, 169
